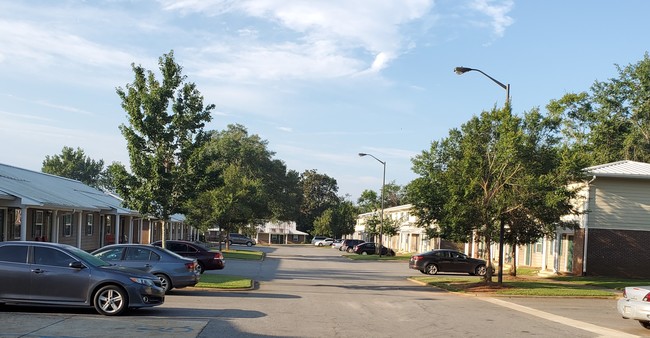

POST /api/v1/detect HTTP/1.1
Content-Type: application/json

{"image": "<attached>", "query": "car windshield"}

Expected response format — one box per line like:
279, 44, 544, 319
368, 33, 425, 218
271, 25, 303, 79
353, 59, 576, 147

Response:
68, 245, 112, 267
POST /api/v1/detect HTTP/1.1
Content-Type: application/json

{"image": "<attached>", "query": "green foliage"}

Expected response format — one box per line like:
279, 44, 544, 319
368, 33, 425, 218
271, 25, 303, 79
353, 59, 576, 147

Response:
115, 50, 214, 220
183, 124, 301, 237
297, 169, 339, 234
42, 146, 104, 188
312, 199, 357, 238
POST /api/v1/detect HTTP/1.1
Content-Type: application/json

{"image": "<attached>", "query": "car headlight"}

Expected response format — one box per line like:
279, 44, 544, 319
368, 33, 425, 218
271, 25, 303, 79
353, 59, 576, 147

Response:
130, 277, 157, 287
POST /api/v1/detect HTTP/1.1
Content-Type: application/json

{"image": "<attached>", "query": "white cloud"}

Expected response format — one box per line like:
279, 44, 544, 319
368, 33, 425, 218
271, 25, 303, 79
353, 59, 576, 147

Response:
469, 0, 514, 38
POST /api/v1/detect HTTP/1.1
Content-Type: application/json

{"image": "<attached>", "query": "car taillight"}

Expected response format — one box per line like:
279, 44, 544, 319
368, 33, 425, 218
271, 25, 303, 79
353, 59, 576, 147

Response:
643, 293, 650, 302
185, 262, 196, 271
411, 256, 423, 261
214, 252, 223, 260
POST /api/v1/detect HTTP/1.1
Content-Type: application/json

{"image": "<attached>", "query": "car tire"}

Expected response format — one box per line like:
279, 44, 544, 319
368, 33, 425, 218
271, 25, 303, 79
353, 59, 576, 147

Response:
639, 321, 650, 329
475, 265, 487, 276
425, 263, 438, 275
346, 248, 354, 253
228, 240, 233, 246
197, 262, 205, 274
361, 251, 368, 255
419, 269, 427, 275
93, 285, 128, 316
155, 273, 172, 293
246, 242, 253, 247
317, 243, 323, 247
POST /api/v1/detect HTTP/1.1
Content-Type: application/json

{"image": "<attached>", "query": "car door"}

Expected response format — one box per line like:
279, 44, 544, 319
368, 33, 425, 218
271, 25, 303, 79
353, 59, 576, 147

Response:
434, 250, 454, 272
0, 244, 31, 300
121, 247, 159, 274
30, 246, 92, 303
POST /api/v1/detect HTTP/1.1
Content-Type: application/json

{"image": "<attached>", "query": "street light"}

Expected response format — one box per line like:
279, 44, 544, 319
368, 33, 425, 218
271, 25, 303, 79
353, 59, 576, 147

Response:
454, 66, 510, 284
358, 152, 386, 257
454, 67, 510, 105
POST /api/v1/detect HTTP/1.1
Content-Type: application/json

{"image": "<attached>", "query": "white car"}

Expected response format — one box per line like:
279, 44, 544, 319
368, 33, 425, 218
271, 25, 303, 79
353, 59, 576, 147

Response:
617, 286, 650, 329
313, 238, 334, 247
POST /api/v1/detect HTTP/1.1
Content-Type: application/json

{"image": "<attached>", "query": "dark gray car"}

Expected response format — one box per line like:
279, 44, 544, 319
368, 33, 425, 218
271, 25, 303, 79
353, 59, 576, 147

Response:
0, 241, 165, 316
92, 244, 200, 293
228, 233, 256, 246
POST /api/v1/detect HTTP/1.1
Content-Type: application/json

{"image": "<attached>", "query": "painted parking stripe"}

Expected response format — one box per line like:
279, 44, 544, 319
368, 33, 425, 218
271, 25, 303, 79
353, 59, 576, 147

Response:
480, 297, 638, 338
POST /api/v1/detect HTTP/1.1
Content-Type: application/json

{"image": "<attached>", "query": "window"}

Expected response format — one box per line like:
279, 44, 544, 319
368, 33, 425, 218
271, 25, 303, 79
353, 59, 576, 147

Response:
63, 214, 72, 237
13, 209, 21, 239
32, 210, 44, 240
0, 245, 28, 263
86, 214, 94, 236
34, 247, 76, 267
125, 247, 152, 261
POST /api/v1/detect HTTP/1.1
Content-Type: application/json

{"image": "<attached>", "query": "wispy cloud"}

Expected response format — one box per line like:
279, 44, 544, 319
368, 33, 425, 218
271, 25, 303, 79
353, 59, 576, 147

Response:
469, 0, 514, 38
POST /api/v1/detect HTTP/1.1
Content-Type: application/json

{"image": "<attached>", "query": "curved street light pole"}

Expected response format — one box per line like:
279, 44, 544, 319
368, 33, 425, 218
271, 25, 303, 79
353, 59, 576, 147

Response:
358, 152, 386, 257
454, 66, 510, 284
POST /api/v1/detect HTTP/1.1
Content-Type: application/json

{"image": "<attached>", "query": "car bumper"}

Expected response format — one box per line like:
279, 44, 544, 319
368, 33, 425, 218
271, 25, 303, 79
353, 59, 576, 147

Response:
204, 260, 225, 270
171, 274, 200, 288
617, 298, 650, 321
126, 284, 165, 308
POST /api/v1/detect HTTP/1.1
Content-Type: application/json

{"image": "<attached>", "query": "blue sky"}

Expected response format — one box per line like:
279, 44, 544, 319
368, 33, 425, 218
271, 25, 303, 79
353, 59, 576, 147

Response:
1, 0, 649, 201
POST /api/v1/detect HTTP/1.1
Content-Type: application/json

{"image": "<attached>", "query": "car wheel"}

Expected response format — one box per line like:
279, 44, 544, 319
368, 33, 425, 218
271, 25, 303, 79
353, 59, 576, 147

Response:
475, 265, 487, 276
419, 269, 427, 274
425, 263, 438, 275
361, 251, 368, 255
317, 243, 323, 247
228, 240, 233, 246
246, 241, 253, 247
155, 273, 172, 293
640, 321, 650, 329
197, 262, 205, 274
93, 285, 128, 316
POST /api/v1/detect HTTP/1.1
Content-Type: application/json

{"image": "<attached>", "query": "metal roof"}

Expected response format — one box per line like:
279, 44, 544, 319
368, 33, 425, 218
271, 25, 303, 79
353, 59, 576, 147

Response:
584, 160, 650, 179
0, 163, 137, 214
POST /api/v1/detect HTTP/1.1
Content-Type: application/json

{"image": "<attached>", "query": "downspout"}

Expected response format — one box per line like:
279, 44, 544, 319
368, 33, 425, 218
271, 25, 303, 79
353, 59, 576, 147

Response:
20, 206, 27, 241
582, 175, 597, 275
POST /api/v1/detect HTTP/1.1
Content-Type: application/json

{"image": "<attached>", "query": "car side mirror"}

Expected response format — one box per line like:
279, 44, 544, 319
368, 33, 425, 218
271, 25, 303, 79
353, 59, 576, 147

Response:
69, 261, 86, 269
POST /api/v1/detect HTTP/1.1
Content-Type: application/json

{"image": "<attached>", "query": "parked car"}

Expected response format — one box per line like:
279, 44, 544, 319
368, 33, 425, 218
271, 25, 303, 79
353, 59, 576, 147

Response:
0, 241, 164, 316
314, 238, 334, 247
617, 286, 650, 329
331, 239, 344, 250
311, 235, 328, 244
92, 244, 200, 293
340, 239, 365, 253
409, 249, 487, 276
228, 233, 256, 247
341, 239, 365, 252
353, 242, 395, 256
152, 240, 224, 274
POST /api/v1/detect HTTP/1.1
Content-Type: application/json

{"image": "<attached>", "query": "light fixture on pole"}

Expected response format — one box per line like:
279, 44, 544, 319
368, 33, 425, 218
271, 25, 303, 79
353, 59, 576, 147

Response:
454, 66, 510, 284
358, 152, 386, 257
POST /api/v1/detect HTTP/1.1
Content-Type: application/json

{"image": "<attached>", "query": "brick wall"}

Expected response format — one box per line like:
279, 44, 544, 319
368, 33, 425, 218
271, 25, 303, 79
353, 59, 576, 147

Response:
585, 228, 650, 278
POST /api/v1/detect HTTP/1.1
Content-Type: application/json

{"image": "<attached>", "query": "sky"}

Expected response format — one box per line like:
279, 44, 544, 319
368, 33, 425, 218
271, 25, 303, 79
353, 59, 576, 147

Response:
1, 1, 649, 201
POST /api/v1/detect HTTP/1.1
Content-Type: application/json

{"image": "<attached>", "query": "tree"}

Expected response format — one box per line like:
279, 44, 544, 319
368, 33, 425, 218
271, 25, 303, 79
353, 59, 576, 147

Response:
548, 52, 650, 165
357, 189, 379, 213
183, 124, 301, 247
312, 198, 357, 239
408, 106, 580, 282
42, 146, 104, 188
297, 169, 339, 234
114, 51, 214, 233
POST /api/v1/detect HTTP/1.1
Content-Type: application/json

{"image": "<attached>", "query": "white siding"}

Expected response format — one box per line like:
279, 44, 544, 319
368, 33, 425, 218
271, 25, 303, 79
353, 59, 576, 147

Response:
588, 177, 650, 231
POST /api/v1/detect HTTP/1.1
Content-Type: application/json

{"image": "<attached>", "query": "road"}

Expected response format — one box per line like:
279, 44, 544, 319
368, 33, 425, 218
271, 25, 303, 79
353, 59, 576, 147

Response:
0, 245, 648, 337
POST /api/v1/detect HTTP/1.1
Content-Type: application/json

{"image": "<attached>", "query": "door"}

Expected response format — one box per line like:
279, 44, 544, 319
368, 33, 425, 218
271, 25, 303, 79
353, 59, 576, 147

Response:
30, 246, 91, 302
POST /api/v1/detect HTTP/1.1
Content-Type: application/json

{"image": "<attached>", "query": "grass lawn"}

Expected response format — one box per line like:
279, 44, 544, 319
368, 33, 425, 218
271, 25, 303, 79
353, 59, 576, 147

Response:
344, 253, 411, 261
409, 272, 650, 297
196, 274, 253, 289
220, 249, 265, 260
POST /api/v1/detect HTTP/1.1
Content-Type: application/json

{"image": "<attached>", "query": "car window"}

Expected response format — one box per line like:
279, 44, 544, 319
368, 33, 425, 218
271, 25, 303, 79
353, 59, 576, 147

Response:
0, 245, 28, 263
450, 251, 460, 259
168, 242, 186, 252
34, 247, 76, 267
95, 247, 124, 261
125, 247, 152, 261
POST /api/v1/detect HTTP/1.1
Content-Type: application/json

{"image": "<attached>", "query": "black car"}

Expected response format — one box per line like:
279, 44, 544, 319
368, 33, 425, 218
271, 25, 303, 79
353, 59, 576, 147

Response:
0, 241, 165, 316
352, 242, 395, 256
340, 239, 365, 253
409, 249, 487, 276
152, 240, 224, 274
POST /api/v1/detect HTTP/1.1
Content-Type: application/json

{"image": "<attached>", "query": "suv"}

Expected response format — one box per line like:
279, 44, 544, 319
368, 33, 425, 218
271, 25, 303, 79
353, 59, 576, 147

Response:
340, 239, 365, 252
228, 233, 256, 247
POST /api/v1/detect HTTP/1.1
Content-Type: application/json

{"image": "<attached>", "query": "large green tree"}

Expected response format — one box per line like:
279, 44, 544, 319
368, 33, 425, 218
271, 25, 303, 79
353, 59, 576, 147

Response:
408, 106, 580, 282
297, 169, 339, 234
183, 124, 301, 246
548, 52, 650, 165
114, 51, 214, 229
312, 198, 357, 238
42, 146, 104, 188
